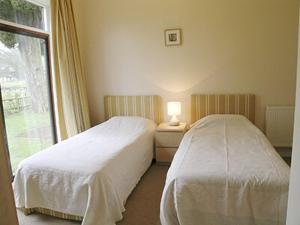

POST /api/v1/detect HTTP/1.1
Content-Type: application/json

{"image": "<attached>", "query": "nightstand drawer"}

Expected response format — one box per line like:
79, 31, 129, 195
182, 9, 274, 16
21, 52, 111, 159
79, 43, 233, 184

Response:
155, 132, 184, 147
156, 147, 177, 163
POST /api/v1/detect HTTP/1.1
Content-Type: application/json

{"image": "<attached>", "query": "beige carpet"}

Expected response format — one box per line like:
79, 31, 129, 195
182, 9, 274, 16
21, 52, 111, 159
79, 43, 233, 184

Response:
17, 164, 169, 225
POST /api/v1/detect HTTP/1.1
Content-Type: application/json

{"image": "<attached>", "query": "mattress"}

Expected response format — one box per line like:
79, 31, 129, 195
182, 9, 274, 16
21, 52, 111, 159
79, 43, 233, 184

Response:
14, 116, 156, 225
160, 115, 290, 225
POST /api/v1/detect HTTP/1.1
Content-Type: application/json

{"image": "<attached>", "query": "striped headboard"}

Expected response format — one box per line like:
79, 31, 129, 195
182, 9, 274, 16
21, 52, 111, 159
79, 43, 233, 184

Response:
191, 94, 255, 123
104, 95, 162, 124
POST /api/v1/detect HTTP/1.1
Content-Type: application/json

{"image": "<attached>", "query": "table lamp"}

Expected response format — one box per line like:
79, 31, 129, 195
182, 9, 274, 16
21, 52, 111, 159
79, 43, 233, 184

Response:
167, 101, 181, 126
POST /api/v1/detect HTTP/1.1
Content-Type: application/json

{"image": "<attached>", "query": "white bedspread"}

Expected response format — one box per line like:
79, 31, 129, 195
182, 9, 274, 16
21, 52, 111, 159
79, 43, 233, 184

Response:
160, 115, 290, 225
14, 116, 156, 225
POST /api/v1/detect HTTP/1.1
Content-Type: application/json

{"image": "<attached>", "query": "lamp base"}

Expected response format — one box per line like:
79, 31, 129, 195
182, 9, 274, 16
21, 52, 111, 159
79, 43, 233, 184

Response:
169, 115, 180, 126
169, 121, 180, 126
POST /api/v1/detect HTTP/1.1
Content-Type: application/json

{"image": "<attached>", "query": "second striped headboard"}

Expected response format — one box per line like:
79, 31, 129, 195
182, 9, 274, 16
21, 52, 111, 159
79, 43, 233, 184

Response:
191, 94, 255, 123
104, 95, 162, 124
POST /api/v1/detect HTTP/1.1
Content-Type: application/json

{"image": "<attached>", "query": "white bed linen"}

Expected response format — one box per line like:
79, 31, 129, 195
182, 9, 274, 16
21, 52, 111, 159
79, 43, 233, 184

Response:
14, 116, 156, 225
160, 115, 290, 225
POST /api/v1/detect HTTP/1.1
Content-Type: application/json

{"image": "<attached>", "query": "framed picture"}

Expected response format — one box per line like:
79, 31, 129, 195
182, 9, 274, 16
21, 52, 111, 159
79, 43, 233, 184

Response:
165, 29, 182, 46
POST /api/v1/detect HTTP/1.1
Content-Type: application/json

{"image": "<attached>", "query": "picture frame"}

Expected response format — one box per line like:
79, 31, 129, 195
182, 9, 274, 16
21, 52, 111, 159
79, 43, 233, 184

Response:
165, 29, 182, 46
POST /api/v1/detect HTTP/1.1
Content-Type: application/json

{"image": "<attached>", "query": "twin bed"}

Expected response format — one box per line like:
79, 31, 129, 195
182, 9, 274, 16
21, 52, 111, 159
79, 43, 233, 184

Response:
13, 94, 290, 225
161, 94, 289, 225
14, 95, 162, 225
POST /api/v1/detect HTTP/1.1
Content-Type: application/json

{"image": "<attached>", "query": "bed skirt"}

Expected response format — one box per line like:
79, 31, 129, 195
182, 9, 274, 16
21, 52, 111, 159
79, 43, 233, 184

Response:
21, 207, 83, 221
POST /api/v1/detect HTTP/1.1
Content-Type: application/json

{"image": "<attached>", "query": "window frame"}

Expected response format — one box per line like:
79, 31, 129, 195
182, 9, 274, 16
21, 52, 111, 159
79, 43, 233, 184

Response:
0, 12, 58, 167
25, 0, 51, 32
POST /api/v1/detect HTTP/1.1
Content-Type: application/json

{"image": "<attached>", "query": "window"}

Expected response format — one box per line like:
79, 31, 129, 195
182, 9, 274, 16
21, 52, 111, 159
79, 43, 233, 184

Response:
0, 0, 50, 31
0, 0, 56, 174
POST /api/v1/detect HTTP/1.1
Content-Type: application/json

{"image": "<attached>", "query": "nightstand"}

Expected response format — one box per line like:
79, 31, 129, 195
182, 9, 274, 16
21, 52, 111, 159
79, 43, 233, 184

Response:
155, 122, 187, 164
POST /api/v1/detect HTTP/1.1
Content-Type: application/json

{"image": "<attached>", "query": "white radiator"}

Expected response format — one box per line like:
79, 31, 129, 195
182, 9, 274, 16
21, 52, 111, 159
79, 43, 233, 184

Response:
266, 106, 295, 147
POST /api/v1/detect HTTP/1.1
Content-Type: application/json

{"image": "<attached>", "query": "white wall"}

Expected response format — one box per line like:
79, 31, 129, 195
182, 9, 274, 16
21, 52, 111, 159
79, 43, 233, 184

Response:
286, 11, 300, 225
73, 0, 299, 130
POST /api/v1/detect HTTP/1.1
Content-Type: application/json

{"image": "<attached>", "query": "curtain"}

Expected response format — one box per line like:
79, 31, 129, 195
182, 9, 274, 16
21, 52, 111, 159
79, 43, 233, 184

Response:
51, 0, 90, 139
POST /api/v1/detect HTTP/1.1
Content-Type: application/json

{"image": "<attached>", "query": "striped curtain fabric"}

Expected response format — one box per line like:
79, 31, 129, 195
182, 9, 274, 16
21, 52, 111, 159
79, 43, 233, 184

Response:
191, 94, 255, 123
104, 96, 162, 124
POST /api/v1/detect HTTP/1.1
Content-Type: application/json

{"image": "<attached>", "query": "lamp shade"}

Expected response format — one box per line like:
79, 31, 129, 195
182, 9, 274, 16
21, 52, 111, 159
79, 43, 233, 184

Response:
167, 102, 181, 116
